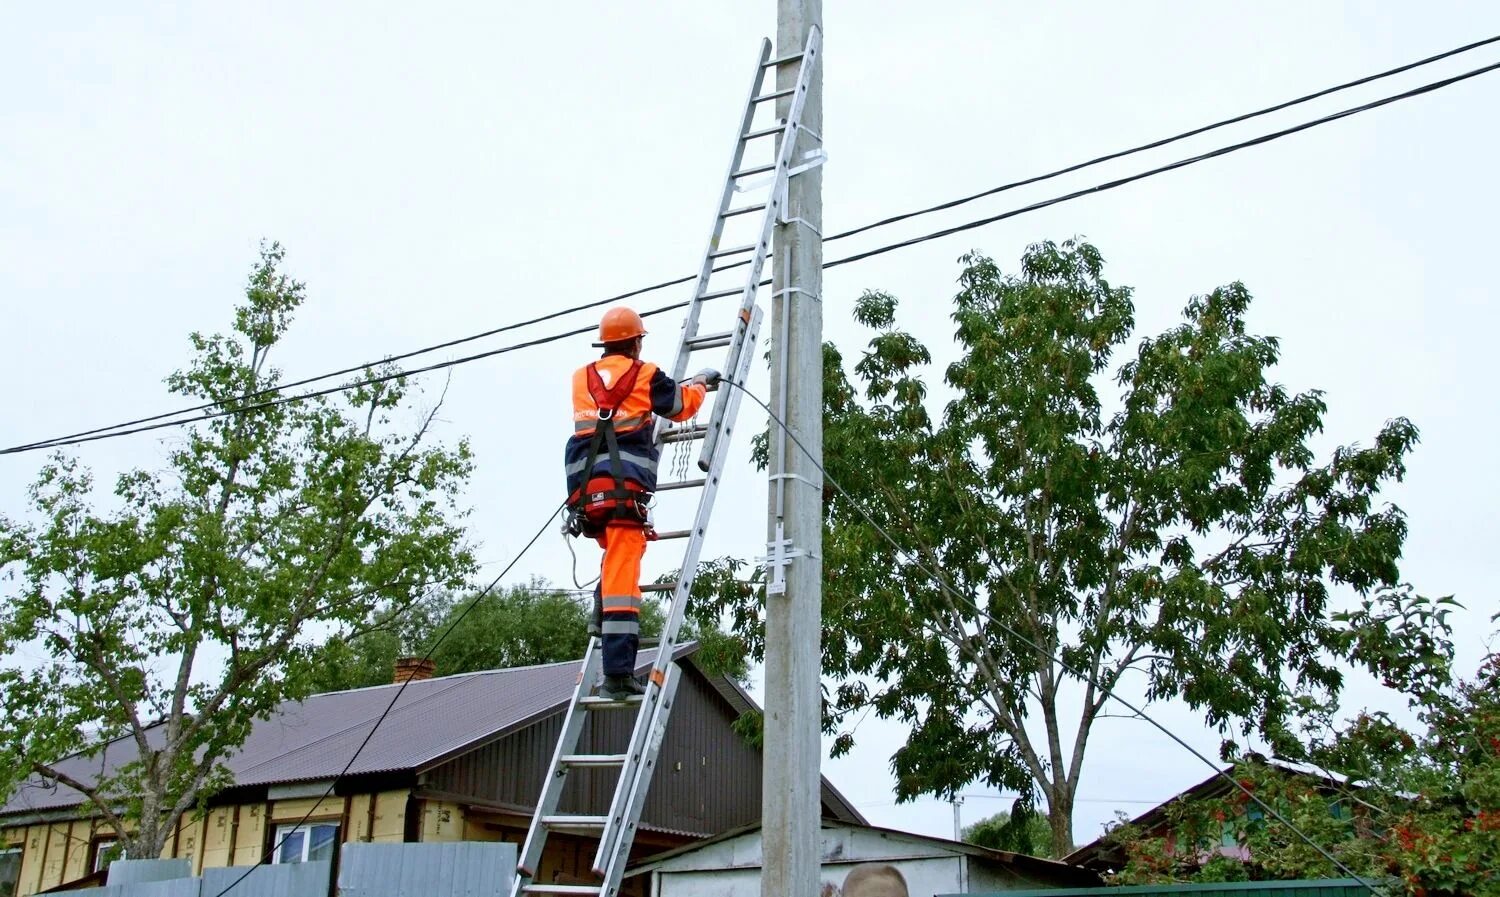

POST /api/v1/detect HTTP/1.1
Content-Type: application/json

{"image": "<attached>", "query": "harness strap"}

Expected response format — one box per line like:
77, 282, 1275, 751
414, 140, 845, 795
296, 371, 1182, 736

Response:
572, 360, 646, 520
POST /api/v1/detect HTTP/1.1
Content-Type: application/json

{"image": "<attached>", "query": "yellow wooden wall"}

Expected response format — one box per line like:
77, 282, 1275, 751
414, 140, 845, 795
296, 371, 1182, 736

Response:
0, 788, 417, 896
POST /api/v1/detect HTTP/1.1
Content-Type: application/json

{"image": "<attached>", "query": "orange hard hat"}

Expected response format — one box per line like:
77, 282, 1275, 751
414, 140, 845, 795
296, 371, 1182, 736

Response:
595, 306, 647, 346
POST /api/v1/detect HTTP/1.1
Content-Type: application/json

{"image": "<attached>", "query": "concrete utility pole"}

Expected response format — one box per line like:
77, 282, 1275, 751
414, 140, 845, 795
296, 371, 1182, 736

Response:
763, 0, 822, 895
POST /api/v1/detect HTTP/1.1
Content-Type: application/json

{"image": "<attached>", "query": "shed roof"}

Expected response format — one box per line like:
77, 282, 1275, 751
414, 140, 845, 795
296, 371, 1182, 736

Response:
627, 819, 1100, 887
4, 648, 658, 818
1063, 757, 1367, 871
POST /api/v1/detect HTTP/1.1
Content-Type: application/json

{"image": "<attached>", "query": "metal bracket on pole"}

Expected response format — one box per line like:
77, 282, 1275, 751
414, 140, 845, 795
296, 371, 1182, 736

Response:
788, 148, 827, 177
768, 472, 820, 490
759, 521, 807, 597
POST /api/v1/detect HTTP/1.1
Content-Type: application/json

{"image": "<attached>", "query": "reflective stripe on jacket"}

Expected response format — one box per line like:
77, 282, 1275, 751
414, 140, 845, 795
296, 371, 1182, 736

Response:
564, 355, 706, 495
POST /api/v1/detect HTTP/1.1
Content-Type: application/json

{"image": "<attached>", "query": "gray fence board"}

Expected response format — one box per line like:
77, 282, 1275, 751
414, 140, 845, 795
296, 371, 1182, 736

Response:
107, 860, 194, 886
338, 842, 517, 897
200, 861, 330, 897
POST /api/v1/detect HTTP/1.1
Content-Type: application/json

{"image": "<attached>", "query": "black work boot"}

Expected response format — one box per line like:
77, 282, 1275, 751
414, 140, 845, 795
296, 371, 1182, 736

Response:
601, 674, 646, 700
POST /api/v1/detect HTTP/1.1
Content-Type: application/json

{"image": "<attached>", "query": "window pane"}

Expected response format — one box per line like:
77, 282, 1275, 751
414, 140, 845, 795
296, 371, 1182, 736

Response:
92, 840, 121, 875
0, 848, 20, 897
276, 829, 306, 864
307, 825, 338, 864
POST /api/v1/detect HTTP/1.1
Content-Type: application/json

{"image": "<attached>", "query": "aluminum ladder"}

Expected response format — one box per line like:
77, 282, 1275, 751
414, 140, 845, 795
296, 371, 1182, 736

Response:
511, 29, 823, 897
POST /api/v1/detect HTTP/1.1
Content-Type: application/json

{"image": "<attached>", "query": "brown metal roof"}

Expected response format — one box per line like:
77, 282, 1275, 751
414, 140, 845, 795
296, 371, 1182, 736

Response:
3, 649, 668, 818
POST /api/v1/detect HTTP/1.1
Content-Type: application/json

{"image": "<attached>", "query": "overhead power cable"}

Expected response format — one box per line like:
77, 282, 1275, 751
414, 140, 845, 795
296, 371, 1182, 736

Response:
824, 32, 1500, 243
0, 305, 691, 453
207, 500, 565, 897
821, 56, 1500, 270
7, 48, 1500, 457
724, 379, 1388, 895
3, 278, 698, 454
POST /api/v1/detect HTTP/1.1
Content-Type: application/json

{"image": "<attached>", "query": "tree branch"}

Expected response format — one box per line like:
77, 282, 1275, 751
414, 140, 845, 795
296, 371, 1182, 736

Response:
31, 761, 128, 839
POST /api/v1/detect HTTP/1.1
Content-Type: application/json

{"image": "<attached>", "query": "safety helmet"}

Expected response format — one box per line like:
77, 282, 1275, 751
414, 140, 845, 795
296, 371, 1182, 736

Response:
594, 306, 647, 346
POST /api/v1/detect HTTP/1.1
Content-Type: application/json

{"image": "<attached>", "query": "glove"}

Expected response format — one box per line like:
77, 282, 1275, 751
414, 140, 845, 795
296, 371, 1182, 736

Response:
691, 368, 722, 388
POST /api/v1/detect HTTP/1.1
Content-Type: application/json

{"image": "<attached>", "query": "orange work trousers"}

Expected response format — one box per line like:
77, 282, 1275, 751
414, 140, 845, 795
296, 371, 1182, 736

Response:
595, 522, 647, 676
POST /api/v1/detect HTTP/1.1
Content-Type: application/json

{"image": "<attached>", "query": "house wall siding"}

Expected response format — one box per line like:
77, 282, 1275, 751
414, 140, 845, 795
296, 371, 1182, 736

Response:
0, 787, 418, 897
424, 666, 763, 836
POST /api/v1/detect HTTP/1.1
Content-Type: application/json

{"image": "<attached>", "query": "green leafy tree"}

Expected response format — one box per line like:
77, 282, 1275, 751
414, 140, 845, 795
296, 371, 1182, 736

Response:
315, 576, 748, 692
0, 244, 475, 859
313, 582, 595, 692
1106, 617, 1499, 895
963, 808, 1054, 855
706, 239, 1422, 856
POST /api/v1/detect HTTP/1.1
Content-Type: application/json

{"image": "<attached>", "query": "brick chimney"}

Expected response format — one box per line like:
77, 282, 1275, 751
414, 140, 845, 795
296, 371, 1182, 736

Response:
393, 657, 436, 685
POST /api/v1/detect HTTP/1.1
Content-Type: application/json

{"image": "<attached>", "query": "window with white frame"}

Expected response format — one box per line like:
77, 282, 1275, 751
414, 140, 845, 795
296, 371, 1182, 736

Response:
0, 846, 20, 897
90, 838, 121, 875
271, 823, 338, 865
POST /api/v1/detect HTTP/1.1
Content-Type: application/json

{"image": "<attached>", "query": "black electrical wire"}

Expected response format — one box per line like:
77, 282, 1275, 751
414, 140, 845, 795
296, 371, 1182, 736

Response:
724, 379, 1389, 896
3, 275, 700, 453
206, 500, 565, 897
824, 32, 1500, 243
822, 56, 1500, 271
0, 304, 692, 454
7, 49, 1500, 458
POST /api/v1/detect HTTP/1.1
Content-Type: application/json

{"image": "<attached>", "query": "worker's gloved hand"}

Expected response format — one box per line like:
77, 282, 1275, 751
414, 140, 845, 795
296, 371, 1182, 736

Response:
691, 368, 722, 388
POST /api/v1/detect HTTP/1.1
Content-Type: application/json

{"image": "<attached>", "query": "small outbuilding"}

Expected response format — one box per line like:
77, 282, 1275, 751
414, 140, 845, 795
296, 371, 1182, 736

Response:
626, 820, 1101, 896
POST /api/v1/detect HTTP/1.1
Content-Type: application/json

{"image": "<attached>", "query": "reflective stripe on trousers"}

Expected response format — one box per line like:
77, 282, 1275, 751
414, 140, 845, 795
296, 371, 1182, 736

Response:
598, 522, 647, 676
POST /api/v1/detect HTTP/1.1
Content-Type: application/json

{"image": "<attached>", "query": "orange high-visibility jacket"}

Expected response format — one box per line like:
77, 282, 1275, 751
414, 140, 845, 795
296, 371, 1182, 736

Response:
564, 354, 705, 496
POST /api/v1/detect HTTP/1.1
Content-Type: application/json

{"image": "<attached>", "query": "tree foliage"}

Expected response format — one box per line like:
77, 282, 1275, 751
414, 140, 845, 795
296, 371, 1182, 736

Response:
313, 582, 599, 692
963, 808, 1054, 856
0, 243, 475, 859
702, 239, 1423, 856
315, 576, 749, 693
1105, 618, 1499, 896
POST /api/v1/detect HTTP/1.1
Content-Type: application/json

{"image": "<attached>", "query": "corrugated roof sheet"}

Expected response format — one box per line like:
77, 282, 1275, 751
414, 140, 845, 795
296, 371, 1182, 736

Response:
3, 649, 666, 817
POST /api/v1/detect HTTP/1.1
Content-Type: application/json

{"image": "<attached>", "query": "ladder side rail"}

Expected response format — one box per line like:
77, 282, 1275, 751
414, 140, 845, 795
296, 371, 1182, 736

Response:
590, 310, 761, 874
666, 39, 774, 387
589, 664, 669, 874
596, 668, 684, 897
692, 310, 751, 469
697, 30, 820, 468
653, 308, 762, 671
511, 645, 607, 895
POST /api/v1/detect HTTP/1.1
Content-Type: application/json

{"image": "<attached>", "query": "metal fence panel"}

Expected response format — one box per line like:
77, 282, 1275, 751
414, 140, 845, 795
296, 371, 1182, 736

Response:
68, 879, 203, 897
337, 842, 517, 897
106, 860, 194, 886
200, 861, 331, 897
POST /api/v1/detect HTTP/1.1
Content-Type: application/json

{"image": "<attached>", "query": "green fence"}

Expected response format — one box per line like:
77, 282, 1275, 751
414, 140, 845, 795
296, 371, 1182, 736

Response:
949, 879, 1379, 897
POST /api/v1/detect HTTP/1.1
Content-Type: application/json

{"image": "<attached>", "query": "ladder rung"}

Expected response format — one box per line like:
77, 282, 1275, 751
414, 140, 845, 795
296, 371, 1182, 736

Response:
655, 478, 706, 492
731, 162, 776, 179
743, 121, 786, 141
578, 695, 644, 710
542, 815, 608, 834
660, 425, 708, 444
710, 242, 757, 258
520, 885, 602, 895
560, 753, 628, 768
688, 334, 732, 351
697, 286, 744, 301
752, 87, 796, 103
640, 582, 677, 594
761, 52, 804, 68
654, 529, 693, 541
720, 203, 766, 218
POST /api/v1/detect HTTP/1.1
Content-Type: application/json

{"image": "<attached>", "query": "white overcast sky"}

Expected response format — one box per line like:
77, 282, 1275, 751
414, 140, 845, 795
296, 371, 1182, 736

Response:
4, 2, 1499, 849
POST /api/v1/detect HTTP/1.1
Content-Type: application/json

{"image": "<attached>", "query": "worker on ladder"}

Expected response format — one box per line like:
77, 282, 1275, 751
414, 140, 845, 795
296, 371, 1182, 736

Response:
565, 307, 719, 699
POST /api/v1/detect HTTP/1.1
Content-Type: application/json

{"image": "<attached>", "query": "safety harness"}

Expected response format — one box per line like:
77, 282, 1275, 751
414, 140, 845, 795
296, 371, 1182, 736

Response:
566, 359, 651, 538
